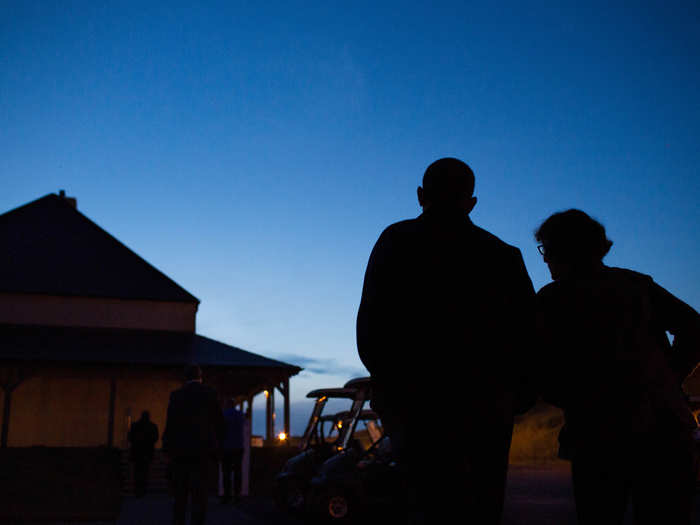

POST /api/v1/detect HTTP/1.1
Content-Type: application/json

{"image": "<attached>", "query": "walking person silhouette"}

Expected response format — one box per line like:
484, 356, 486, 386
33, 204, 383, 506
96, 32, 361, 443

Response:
162, 364, 225, 525
220, 398, 246, 505
357, 157, 536, 524
128, 410, 158, 498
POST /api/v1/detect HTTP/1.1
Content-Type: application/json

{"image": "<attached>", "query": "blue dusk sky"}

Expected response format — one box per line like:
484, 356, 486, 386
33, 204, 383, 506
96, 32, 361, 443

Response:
2, 2, 699, 434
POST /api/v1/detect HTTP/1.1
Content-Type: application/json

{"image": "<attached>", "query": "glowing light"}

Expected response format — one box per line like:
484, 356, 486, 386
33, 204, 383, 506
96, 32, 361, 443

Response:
337, 421, 343, 429
264, 390, 269, 398
278, 432, 287, 441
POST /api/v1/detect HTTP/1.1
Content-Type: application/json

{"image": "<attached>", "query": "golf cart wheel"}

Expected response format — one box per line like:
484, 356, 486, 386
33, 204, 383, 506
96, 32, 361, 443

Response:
319, 489, 353, 522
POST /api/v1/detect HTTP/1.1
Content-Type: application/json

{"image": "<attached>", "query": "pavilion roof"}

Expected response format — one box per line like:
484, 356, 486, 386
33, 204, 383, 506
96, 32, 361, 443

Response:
0, 193, 199, 303
0, 324, 301, 374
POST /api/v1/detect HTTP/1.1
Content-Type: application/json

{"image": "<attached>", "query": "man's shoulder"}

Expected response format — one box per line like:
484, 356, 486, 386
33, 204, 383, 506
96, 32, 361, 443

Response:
604, 266, 653, 283
368, 218, 423, 254
535, 281, 568, 314
189, 382, 218, 398
536, 281, 559, 299
170, 381, 217, 399
169, 386, 184, 399
379, 218, 422, 238
470, 223, 520, 254
381, 218, 516, 244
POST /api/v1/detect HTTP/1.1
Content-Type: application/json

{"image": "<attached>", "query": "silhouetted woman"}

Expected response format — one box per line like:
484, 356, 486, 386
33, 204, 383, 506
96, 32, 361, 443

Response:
534, 209, 700, 525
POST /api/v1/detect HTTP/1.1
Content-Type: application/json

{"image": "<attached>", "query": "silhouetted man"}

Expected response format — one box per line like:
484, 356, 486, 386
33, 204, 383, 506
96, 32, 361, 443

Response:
220, 398, 246, 504
535, 209, 700, 525
128, 410, 159, 497
357, 158, 535, 524
162, 364, 225, 525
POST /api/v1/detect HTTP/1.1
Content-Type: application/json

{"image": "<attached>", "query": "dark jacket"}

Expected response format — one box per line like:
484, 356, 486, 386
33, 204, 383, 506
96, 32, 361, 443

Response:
536, 266, 700, 449
222, 408, 246, 451
357, 213, 536, 421
128, 418, 159, 462
162, 381, 225, 459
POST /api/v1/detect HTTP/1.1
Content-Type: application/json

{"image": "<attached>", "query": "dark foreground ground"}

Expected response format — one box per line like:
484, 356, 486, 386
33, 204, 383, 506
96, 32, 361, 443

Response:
26, 463, 697, 524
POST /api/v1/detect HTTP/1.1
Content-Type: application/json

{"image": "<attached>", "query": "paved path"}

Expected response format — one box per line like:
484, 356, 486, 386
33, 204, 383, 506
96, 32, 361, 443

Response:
34, 464, 699, 524
504, 464, 578, 524
47, 496, 304, 525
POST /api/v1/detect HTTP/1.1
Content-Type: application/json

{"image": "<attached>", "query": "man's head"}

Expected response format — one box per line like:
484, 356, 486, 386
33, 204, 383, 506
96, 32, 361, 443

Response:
140, 410, 150, 421
417, 157, 477, 214
184, 363, 203, 382
535, 209, 612, 280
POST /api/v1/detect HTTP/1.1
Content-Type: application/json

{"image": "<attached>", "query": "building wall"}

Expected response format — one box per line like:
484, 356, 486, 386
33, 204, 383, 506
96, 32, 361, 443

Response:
7, 368, 111, 447
0, 293, 197, 332
4, 366, 182, 448
113, 368, 182, 449
0, 388, 4, 434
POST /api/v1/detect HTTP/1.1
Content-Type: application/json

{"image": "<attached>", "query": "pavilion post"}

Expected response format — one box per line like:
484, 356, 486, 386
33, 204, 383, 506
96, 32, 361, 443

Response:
246, 395, 253, 420
0, 367, 31, 448
107, 376, 117, 447
265, 386, 275, 442
282, 378, 290, 439
1, 388, 12, 448
246, 395, 253, 445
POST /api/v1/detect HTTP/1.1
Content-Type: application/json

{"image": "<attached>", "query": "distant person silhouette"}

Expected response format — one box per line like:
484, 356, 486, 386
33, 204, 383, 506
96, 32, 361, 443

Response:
220, 398, 246, 504
357, 157, 536, 524
162, 364, 225, 525
128, 410, 159, 497
534, 209, 700, 525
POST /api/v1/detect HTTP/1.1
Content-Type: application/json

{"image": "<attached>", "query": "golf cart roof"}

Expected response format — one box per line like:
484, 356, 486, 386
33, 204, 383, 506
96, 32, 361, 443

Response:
332, 409, 379, 422
343, 377, 371, 390
306, 387, 358, 399
319, 409, 379, 423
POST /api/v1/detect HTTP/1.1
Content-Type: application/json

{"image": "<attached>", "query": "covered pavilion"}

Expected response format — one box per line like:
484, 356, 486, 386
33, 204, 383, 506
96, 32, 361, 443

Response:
0, 192, 301, 448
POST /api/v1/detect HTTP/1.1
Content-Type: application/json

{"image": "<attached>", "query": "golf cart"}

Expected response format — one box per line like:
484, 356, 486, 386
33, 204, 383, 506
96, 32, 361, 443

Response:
274, 377, 376, 513
308, 434, 403, 523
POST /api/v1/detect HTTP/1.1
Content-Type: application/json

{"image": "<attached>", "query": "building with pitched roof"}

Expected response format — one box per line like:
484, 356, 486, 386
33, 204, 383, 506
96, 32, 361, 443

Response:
0, 192, 301, 448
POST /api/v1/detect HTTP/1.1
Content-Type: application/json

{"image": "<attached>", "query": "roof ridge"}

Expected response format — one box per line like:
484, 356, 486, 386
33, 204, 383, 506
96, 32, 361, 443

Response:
0, 193, 57, 220
194, 333, 301, 369
0, 193, 199, 303
66, 197, 200, 304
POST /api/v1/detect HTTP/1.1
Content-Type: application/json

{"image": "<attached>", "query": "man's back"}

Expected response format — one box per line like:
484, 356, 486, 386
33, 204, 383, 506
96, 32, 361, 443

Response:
162, 381, 224, 458
355, 158, 536, 524
129, 418, 158, 458
222, 408, 245, 450
357, 212, 534, 404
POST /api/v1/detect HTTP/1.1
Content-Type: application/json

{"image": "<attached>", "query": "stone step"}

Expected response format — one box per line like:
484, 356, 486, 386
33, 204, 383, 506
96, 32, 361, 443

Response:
120, 450, 171, 495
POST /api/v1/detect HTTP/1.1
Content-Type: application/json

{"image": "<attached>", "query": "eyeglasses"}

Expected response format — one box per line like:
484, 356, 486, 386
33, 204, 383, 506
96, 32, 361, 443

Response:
537, 244, 546, 256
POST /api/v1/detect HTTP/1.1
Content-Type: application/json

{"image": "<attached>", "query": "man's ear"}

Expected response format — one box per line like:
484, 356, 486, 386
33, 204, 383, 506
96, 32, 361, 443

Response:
465, 196, 477, 214
417, 186, 425, 208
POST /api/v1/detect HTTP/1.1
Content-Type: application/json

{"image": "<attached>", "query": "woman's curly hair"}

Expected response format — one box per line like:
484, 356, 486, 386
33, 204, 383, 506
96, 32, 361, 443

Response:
535, 209, 613, 262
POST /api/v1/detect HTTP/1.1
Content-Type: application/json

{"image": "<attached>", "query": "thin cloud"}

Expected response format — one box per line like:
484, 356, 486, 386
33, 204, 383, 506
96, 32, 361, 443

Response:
273, 353, 366, 378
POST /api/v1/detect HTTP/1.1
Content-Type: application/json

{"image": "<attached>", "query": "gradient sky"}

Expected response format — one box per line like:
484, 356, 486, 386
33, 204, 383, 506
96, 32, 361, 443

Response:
2, 1, 699, 434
